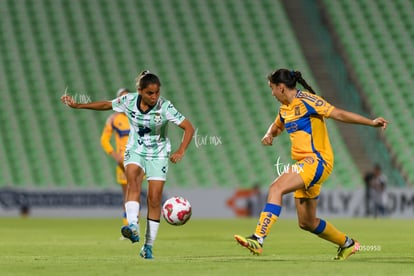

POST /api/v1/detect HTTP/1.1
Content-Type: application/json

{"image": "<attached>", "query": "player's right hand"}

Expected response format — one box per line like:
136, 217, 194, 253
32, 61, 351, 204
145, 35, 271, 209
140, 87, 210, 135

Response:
261, 134, 273, 146
61, 95, 78, 108
372, 117, 388, 130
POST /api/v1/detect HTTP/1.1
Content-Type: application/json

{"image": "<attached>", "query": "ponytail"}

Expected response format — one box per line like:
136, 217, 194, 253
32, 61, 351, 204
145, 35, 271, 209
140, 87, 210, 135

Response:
292, 70, 316, 94
268, 69, 316, 94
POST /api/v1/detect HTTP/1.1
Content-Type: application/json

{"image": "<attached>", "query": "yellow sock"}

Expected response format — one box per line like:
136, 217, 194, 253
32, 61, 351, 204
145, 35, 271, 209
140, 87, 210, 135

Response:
254, 203, 281, 242
313, 219, 346, 246
123, 212, 128, 226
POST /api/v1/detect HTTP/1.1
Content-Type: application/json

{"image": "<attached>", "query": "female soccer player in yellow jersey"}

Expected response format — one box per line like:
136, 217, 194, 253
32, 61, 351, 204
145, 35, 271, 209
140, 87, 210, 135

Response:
61, 71, 194, 259
235, 69, 388, 260
100, 88, 130, 226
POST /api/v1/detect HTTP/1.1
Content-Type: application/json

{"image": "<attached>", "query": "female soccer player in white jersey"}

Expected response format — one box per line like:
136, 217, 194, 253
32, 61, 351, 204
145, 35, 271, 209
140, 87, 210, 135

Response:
61, 71, 194, 259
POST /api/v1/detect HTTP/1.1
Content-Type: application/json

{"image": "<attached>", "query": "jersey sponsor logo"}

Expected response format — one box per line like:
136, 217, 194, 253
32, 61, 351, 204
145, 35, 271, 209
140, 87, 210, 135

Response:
137, 126, 151, 137
259, 212, 273, 236
285, 122, 298, 132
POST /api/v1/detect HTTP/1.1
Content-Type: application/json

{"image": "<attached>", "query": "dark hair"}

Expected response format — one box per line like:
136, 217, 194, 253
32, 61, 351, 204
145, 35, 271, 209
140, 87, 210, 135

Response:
135, 70, 161, 90
267, 69, 316, 94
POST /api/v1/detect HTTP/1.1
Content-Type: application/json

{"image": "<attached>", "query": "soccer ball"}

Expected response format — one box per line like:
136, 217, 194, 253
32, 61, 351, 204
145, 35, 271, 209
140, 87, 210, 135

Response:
162, 196, 192, 226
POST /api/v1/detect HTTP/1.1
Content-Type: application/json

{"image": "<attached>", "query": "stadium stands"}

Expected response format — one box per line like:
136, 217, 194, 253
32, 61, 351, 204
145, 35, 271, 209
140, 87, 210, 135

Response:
0, 0, 365, 189
322, 0, 413, 185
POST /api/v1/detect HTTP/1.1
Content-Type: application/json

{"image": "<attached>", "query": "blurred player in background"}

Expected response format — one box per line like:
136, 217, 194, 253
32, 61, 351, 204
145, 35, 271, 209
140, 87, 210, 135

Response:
100, 88, 130, 226
61, 71, 194, 259
368, 164, 387, 217
235, 69, 388, 260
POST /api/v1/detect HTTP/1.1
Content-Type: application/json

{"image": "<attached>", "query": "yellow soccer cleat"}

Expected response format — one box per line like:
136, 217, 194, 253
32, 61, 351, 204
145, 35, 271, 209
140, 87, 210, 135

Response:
234, 235, 263, 255
334, 239, 360, 260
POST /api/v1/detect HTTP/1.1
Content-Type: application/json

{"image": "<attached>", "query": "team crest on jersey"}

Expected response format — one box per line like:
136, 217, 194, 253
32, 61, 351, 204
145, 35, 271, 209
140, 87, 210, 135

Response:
294, 106, 301, 116
154, 112, 162, 124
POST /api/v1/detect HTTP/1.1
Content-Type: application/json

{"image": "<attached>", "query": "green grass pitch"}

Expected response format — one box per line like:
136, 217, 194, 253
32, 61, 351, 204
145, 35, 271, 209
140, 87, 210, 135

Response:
0, 217, 413, 275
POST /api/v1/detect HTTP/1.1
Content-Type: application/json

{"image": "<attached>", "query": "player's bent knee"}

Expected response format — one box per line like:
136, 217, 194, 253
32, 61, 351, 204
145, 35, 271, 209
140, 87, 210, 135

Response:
298, 221, 315, 231
269, 182, 290, 197
269, 182, 281, 193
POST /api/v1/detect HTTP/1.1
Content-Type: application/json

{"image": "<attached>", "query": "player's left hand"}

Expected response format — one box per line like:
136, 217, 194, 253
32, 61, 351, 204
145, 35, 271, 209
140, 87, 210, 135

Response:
170, 151, 184, 163
372, 117, 388, 130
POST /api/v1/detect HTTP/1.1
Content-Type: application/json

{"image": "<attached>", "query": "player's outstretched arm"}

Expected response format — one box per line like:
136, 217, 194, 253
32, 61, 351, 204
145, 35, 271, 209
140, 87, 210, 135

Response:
329, 107, 388, 130
261, 122, 283, 146
170, 119, 195, 164
61, 95, 112, 111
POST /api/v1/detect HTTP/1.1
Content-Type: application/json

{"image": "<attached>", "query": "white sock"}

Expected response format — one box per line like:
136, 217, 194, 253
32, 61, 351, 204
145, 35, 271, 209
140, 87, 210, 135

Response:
125, 201, 139, 225
342, 236, 353, 248
145, 219, 160, 246
254, 234, 264, 245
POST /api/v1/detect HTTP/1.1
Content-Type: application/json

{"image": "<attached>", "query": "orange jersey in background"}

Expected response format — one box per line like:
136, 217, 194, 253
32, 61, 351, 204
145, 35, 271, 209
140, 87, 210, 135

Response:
101, 112, 130, 184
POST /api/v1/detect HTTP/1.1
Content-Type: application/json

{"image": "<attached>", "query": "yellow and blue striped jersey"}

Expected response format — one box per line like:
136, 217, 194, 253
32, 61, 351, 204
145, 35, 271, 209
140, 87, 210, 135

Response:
101, 112, 130, 184
274, 90, 335, 165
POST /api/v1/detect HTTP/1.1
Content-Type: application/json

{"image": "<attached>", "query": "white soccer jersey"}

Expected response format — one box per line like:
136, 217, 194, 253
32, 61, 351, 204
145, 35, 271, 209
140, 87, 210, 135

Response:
112, 93, 185, 159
